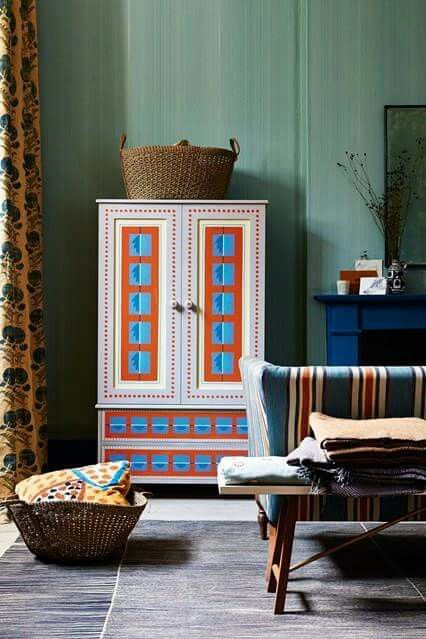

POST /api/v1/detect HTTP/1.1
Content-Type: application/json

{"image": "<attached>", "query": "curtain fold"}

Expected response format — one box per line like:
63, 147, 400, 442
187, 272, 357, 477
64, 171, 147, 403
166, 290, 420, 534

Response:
0, 0, 47, 500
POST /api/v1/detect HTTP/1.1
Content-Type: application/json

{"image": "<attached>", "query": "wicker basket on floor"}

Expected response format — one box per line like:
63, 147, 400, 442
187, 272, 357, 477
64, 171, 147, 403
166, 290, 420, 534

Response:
1, 489, 147, 562
120, 134, 240, 199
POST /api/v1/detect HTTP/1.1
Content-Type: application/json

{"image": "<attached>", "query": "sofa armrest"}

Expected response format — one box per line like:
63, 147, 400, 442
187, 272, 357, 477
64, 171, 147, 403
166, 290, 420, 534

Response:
239, 357, 270, 457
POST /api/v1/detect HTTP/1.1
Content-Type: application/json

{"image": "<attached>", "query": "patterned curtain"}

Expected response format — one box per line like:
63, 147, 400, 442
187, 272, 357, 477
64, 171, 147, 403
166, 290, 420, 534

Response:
0, 0, 47, 502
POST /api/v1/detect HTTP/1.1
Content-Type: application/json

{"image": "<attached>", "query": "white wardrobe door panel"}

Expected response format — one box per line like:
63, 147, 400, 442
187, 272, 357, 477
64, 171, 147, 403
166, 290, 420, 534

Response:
98, 203, 182, 404
182, 205, 265, 405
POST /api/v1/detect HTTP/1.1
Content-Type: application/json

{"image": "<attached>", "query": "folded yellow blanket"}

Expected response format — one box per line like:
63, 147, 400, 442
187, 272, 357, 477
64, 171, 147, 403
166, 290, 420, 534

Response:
310, 412, 426, 450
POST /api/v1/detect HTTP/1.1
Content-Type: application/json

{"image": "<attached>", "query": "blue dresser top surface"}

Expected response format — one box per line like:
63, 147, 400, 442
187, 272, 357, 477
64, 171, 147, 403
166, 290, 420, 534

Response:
315, 294, 426, 304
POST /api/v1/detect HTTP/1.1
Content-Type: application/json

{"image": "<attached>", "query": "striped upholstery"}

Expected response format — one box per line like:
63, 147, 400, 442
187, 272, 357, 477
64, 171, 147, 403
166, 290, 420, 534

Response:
240, 357, 426, 524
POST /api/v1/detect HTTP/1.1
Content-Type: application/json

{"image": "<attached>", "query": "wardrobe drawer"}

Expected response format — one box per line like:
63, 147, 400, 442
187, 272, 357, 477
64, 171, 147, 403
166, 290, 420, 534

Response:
101, 445, 247, 483
100, 408, 248, 440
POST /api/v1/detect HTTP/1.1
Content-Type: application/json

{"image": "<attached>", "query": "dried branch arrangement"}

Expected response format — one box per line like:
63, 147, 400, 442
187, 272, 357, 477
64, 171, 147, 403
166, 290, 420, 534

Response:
337, 139, 426, 264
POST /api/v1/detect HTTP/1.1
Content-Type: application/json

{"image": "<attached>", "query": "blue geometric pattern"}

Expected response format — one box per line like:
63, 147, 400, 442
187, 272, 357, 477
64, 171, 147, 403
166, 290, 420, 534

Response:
236, 416, 248, 435
152, 417, 168, 434
130, 416, 148, 434
212, 263, 235, 286
129, 263, 151, 286
109, 416, 126, 434
128, 351, 151, 374
173, 454, 190, 472
215, 417, 232, 435
212, 292, 234, 315
212, 322, 234, 344
129, 321, 151, 344
108, 453, 127, 463
152, 454, 169, 472
129, 292, 151, 315
194, 417, 211, 434
213, 234, 235, 256
195, 455, 211, 472
131, 454, 148, 472
173, 417, 190, 434
212, 352, 234, 375
130, 233, 152, 257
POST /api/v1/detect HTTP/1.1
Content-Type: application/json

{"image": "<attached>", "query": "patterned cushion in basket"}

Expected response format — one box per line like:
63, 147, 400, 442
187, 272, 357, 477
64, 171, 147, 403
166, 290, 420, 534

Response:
15, 461, 131, 506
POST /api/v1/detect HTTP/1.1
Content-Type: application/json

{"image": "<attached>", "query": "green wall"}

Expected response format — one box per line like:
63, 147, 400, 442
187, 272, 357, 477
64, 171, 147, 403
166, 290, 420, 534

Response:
37, 0, 426, 440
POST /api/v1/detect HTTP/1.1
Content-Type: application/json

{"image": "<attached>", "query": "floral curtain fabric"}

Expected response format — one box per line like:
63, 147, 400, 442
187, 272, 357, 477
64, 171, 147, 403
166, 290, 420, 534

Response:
0, 0, 47, 500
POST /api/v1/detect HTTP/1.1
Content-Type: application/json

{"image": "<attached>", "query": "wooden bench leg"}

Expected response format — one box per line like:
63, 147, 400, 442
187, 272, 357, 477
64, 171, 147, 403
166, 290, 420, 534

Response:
273, 496, 298, 614
267, 497, 288, 593
265, 523, 276, 582
255, 497, 268, 540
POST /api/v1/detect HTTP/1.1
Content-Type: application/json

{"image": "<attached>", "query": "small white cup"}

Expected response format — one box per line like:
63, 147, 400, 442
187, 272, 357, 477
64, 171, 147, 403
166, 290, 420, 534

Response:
336, 280, 350, 295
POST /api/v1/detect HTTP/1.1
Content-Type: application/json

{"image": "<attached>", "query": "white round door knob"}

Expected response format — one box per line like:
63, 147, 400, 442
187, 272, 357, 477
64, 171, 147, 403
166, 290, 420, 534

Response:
184, 299, 195, 311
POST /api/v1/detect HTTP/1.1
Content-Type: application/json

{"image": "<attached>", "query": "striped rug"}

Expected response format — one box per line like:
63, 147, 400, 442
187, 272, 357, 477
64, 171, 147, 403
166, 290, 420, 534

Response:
0, 538, 119, 639
1, 521, 425, 638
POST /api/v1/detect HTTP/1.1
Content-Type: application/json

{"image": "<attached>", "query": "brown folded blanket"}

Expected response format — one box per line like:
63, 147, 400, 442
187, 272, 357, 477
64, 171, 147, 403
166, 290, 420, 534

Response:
310, 412, 426, 449
324, 446, 426, 465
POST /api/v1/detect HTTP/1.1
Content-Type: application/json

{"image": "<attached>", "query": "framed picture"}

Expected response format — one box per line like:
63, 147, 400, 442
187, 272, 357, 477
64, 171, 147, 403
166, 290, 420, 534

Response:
354, 258, 383, 276
359, 277, 387, 295
385, 105, 426, 265
340, 269, 378, 294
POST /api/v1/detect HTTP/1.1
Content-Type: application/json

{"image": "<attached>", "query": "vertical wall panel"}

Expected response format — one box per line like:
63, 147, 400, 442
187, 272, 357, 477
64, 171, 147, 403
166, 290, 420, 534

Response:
38, 0, 305, 440
37, 0, 426, 440
306, 0, 426, 363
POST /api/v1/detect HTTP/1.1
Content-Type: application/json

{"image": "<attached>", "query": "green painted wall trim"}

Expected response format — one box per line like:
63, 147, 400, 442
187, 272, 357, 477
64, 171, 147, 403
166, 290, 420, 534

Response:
37, 0, 426, 439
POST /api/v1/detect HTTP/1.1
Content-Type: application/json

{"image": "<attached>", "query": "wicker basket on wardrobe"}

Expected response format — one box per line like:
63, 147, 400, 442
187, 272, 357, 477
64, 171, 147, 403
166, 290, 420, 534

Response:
119, 134, 240, 199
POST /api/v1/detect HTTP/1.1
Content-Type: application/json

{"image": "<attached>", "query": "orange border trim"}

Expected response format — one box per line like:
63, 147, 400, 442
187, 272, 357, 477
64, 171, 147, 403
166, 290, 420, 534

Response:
121, 226, 159, 382
104, 447, 248, 478
203, 226, 243, 383
104, 409, 248, 440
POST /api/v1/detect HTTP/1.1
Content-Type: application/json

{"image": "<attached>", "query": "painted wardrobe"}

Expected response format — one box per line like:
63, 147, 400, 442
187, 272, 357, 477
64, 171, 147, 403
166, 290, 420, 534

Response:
97, 200, 266, 483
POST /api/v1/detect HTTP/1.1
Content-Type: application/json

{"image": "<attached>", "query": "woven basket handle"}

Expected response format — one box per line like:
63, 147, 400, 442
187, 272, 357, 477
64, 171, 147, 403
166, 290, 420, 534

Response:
0, 494, 25, 507
230, 138, 240, 157
120, 133, 127, 151
174, 140, 190, 147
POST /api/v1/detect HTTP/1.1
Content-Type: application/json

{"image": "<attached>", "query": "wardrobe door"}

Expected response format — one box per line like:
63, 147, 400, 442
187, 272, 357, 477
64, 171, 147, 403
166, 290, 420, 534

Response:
182, 205, 265, 405
98, 203, 181, 404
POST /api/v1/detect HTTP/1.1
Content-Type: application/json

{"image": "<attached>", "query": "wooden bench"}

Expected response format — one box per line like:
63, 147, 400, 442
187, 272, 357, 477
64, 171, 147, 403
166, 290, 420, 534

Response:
219, 480, 426, 614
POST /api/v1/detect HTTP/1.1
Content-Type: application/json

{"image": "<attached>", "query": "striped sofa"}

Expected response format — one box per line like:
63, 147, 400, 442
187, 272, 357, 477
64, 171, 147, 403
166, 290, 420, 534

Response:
240, 357, 426, 525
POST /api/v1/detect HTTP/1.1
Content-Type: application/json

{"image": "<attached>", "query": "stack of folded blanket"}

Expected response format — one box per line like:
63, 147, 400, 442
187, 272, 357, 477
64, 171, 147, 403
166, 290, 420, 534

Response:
287, 412, 426, 496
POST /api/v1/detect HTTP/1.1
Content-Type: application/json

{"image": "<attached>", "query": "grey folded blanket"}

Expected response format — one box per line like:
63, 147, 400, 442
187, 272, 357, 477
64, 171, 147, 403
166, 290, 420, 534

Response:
287, 437, 426, 494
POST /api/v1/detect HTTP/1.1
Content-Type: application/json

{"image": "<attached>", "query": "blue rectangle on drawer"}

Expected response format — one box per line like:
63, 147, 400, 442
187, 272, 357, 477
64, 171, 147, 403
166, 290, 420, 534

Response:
130, 416, 148, 434
152, 417, 168, 435
216, 417, 232, 435
195, 454, 211, 472
194, 417, 211, 435
131, 454, 147, 472
173, 454, 190, 472
173, 417, 190, 434
109, 417, 126, 434
109, 453, 127, 462
236, 416, 248, 435
152, 454, 169, 472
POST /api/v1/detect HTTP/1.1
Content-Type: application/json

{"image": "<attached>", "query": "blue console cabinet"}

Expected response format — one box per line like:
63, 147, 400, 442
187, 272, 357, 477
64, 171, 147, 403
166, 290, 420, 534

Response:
315, 295, 426, 365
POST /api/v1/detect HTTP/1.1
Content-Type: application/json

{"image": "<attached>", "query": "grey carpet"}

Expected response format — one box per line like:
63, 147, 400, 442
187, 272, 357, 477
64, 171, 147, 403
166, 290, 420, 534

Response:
1, 522, 425, 638
104, 521, 426, 639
